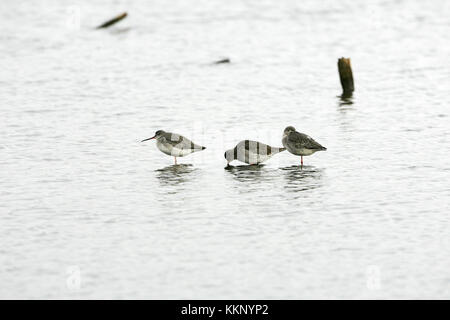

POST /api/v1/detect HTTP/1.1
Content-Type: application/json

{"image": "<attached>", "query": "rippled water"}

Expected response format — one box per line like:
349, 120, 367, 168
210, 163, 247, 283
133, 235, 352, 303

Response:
1, 0, 449, 299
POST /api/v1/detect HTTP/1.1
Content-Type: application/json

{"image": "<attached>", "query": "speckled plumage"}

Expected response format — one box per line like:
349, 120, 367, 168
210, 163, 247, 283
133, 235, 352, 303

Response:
282, 126, 326, 165
224, 140, 285, 165
142, 130, 205, 164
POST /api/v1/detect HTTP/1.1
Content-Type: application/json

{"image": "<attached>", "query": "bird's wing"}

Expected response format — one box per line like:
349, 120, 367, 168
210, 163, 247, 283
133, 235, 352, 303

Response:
288, 132, 325, 150
162, 133, 204, 150
160, 133, 184, 147
237, 140, 276, 155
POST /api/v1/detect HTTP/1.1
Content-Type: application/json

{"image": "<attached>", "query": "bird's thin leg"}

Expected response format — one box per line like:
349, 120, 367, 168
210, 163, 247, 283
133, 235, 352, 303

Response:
174, 157, 177, 165
301, 156, 303, 169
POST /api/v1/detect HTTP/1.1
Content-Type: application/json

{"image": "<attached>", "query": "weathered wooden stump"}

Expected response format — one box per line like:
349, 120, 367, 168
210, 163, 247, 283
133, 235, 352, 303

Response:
96, 12, 128, 29
338, 57, 354, 97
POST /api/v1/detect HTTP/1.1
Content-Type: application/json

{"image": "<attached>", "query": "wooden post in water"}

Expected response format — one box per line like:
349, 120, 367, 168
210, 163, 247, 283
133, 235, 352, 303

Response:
96, 12, 128, 29
337, 57, 354, 97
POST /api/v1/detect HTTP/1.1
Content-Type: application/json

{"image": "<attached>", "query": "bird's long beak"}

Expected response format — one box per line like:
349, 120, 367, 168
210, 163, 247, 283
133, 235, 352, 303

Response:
141, 136, 156, 142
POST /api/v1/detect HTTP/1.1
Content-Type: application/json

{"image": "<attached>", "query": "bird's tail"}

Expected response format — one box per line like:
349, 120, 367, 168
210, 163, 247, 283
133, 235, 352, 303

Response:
270, 147, 286, 155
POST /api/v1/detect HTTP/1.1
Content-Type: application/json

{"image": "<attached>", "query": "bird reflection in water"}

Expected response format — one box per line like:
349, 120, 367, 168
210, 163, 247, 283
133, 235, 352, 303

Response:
281, 165, 324, 193
155, 164, 197, 186
224, 164, 268, 183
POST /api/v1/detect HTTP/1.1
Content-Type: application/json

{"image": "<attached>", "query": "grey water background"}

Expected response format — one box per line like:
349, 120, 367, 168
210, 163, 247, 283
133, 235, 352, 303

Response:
1, 0, 449, 299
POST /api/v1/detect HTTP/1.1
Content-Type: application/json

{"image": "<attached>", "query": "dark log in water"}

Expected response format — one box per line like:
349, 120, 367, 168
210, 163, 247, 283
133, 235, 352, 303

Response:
338, 57, 354, 96
96, 12, 128, 29
214, 58, 230, 64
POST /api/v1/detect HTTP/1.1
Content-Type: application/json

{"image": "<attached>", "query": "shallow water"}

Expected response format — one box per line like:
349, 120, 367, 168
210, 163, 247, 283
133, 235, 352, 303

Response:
1, 0, 449, 299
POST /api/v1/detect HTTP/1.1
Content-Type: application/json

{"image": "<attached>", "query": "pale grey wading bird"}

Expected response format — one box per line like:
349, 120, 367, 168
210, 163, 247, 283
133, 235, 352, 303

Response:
141, 130, 206, 164
224, 140, 286, 165
282, 126, 326, 167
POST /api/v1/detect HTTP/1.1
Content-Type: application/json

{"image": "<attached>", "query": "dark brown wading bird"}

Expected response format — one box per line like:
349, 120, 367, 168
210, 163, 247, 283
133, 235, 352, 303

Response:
282, 126, 326, 168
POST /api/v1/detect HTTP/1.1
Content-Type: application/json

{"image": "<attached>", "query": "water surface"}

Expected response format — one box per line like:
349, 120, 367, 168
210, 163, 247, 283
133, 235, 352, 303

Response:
1, 0, 449, 299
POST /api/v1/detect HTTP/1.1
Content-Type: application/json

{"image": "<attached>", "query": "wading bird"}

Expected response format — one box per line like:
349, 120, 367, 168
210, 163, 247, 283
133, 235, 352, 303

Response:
282, 126, 326, 168
142, 130, 206, 165
224, 140, 285, 165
